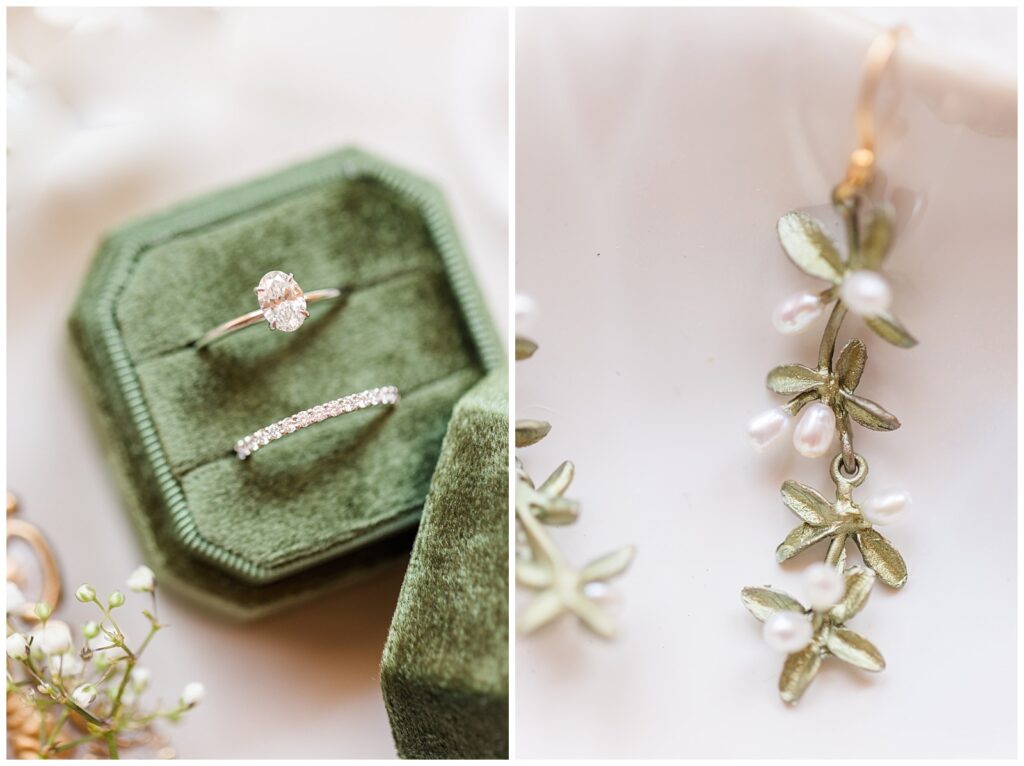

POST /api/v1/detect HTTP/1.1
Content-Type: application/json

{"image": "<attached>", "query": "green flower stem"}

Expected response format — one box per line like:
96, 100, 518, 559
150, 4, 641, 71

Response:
51, 733, 103, 754
105, 731, 120, 759
110, 621, 160, 721
41, 708, 70, 754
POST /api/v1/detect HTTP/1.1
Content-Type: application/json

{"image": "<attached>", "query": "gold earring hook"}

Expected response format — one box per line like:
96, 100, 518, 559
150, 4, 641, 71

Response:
834, 26, 908, 202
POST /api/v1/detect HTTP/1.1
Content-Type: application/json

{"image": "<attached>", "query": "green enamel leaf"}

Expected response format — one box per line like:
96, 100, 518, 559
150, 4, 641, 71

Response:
539, 460, 575, 496
766, 364, 824, 395
781, 480, 835, 525
829, 566, 875, 623
516, 559, 552, 589
515, 336, 538, 360
516, 419, 551, 447
741, 586, 805, 622
835, 338, 867, 391
518, 590, 565, 634
857, 207, 893, 270
777, 212, 845, 283
569, 596, 616, 639
865, 311, 918, 348
843, 393, 900, 431
776, 523, 836, 562
779, 644, 823, 704
580, 545, 636, 583
856, 528, 908, 588
826, 627, 885, 671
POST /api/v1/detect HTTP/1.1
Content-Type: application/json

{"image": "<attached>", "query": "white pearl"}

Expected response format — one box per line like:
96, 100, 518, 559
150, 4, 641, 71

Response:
861, 489, 911, 525
793, 402, 836, 458
840, 271, 893, 316
762, 610, 813, 653
772, 292, 823, 335
802, 562, 846, 610
747, 407, 791, 451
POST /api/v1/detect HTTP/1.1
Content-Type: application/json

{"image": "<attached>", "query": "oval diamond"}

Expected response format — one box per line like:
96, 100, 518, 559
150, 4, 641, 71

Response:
255, 271, 307, 332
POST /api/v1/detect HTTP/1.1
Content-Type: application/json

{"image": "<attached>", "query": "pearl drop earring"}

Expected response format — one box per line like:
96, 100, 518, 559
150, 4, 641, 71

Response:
741, 28, 916, 705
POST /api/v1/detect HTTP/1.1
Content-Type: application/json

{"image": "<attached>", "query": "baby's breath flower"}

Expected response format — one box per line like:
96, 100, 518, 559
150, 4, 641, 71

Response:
49, 652, 85, 680
127, 565, 156, 593
34, 601, 52, 621
107, 591, 126, 608
180, 681, 205, 708
39, 620, 73, 655
37, 681, 60, 700
71, 683, 98, 708
75, 583, 97, 603
130, 666, 151, 691
82, 621, 100, 640
6, 582, 27, 614
6, 633, 30, 661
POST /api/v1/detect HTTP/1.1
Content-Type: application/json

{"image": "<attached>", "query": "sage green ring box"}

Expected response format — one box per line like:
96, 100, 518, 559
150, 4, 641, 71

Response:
70, 147, 508, 756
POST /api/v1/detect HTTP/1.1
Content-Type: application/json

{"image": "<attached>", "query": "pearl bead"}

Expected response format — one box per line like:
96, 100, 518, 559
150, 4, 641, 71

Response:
747, 407, 791, 451
861, 489, 911, 525
772, 292, 823, 335
762, 610, 813, 653
802, 562, 846, 610
793, 402, 836, 458
840, 271, 893, 316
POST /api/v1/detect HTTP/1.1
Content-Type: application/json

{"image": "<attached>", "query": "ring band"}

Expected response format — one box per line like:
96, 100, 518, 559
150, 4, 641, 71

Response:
197, 270, 343, 349
234, 386, 400, 460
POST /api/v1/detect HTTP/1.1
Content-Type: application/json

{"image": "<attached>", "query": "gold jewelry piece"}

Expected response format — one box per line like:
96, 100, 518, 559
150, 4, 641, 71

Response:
196, 270, 343, 349
742, 28, 915, 704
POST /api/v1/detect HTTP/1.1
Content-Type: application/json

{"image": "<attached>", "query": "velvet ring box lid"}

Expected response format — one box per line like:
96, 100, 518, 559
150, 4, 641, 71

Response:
69, 147, 502, 618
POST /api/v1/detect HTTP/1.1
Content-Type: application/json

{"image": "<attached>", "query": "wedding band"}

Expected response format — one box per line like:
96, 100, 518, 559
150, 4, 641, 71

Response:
196, 270, 343, 349
234, 386, 400, 460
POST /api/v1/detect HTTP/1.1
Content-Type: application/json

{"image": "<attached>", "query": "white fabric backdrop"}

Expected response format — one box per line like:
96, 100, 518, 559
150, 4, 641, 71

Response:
516, 7, 1016, 758
7, 7, 507, 758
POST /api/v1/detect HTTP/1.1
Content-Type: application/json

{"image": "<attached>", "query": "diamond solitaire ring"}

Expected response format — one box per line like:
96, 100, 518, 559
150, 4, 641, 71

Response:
196, 270, 343, 349
234, 386, 400, 460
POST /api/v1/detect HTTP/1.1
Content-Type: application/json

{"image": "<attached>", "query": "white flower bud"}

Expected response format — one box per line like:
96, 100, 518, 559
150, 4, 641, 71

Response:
39, 621, 73, 655
107, 591, 125, 608
130, 666, 151, 691
180, 681, 205, 707
127, 565, 156, 593
6, 633, 30, 661
33, 602, 52, 621
49, 652, 84, 679
6, 582, 27, 614
82, 621, 100, 640
75, 584, 97, 602
71, 683, 98, 708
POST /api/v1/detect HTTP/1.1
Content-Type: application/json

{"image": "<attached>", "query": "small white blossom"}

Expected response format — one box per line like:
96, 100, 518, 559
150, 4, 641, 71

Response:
49, 651, 85, 679
180, 681, 205, 707
6, 582, 27, 614
34, 602, 52, 621
107, 591, 125, 608
130, 666, 151, 691
39, 620, 73, 655
71, 683, 98, 708
82, 621, 100, 640
75, 584, 97, 602
127, 565, 156, 593
6, 632, 30, 661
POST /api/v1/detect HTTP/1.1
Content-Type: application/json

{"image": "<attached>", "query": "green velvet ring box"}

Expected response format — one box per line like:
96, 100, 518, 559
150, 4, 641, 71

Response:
381, 369, 509, 759
69, 147, 503, 619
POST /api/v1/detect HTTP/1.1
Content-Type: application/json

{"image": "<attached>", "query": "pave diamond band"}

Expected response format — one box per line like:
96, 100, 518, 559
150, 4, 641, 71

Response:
196, 270, 343, 349
234, 386, 400, 460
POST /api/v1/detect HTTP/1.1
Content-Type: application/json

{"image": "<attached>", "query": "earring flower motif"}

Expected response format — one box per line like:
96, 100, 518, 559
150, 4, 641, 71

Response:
766, 337, 900, 457
775, 206, 916, 348
743, 566, 885, 704
516, 460, 635, 638
775, 477, 907, 589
